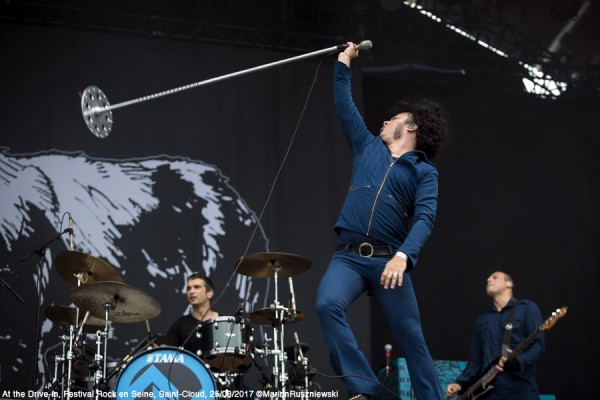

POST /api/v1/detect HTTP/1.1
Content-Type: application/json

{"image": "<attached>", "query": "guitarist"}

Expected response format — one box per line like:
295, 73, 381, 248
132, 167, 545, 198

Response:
445, 271, 545, 400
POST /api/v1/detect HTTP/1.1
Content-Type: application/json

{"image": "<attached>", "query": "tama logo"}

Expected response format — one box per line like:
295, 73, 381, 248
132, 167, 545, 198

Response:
146, 352, 185, 363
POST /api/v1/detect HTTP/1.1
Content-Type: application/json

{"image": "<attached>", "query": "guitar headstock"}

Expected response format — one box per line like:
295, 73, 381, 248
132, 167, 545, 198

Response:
541, 306, 567, 331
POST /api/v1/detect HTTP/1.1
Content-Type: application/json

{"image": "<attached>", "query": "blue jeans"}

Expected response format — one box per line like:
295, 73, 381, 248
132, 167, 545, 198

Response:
316, 251, 444, 399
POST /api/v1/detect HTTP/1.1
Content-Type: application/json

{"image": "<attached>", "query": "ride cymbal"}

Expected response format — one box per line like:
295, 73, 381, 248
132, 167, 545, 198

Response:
55, 251, 122, 287
70, 281, 161, 323
237, 252, 311, 278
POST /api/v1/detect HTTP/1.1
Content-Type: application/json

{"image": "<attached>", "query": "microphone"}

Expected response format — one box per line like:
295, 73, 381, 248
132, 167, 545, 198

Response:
68, 213, 74, 251
337, 40, 373, 52
145, 320, 153, 340
385, 343, 392, 376
235, 300, 246, 322
288, 277, 297, 316
294, 331, 304, 361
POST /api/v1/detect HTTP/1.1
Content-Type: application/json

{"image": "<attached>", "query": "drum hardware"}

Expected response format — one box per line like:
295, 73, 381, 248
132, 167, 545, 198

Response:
69, 281, 161, 398
88, 302, 112, 400
237, 252, 312, 398
289, 332, 311, 393
44, 307, 100, 399
20, 227, 74, 389
45, 330, 70, 398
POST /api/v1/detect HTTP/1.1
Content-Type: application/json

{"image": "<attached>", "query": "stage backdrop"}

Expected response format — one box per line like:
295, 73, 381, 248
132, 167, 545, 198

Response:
2, 22, 599, 399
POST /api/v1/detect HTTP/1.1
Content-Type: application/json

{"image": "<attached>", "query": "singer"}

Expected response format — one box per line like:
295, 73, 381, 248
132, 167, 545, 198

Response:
316, 42, 448, 400
157, 273, 218, 352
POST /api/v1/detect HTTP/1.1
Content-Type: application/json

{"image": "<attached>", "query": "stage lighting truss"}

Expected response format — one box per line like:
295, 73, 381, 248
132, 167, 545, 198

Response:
403, 1, 571, 99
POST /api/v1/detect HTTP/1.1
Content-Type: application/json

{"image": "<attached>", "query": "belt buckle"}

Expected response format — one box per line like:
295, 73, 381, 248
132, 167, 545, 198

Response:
358, 242, 374, 257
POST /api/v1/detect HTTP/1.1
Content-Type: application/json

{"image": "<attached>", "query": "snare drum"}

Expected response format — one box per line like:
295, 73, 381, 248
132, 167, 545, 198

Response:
198, 316, 252, 373
115, 347, 216, 400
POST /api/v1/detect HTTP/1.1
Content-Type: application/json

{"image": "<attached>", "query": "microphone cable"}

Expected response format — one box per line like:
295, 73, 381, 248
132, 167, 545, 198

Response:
169, 50, 336, 391
211, 51, 335, 310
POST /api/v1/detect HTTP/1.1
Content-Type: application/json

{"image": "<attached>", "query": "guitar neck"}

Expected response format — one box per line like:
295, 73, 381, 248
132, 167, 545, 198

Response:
507, 325, 542, 360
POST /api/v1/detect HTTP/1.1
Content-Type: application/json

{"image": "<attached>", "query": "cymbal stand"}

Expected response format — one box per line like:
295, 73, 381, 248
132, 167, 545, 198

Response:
294, 332, 309, 395
92, 303, 112, 400
268, 264, 288, 398
61, 273, 85, 399
46, 329, 69, 399
62, 324, 77, 399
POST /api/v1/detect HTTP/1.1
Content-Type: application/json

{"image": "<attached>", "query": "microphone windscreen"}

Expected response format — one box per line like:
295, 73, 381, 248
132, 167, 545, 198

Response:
357, 40, 373, 51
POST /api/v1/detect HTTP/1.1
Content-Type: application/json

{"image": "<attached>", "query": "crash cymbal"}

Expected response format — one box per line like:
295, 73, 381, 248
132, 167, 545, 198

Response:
55, 251, 123, 287
245, 306, 304, 325
284, 342, 310, 360
44, 305, 106, 331
70, 281, 161, 323
237, 252, 311, 278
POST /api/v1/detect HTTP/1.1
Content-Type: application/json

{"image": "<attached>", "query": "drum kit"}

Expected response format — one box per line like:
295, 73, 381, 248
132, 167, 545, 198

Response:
44, 250, 162, 399
43, 250, 315, 400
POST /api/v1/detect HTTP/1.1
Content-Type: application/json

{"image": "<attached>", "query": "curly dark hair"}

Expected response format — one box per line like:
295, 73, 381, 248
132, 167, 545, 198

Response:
389, 99, 448, 160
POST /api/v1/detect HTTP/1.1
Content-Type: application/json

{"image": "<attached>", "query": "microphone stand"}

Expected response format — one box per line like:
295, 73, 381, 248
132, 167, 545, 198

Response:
20, 228, 71, 389
81, 40, 373, 137
0, 275, 25, 304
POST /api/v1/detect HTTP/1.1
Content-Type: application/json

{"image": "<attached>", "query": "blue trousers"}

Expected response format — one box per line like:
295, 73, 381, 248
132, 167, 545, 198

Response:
316, 251, 444, 399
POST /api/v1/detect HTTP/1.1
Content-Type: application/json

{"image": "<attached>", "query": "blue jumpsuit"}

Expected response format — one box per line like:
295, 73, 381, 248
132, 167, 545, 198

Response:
316, 61, 444, 399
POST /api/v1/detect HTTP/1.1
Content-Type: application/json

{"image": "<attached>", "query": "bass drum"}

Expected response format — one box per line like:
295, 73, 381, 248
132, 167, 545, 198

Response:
115, 347, 216, 400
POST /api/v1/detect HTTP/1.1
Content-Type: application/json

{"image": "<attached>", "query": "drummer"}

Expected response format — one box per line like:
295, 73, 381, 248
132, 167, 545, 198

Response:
157, 273, 218, 352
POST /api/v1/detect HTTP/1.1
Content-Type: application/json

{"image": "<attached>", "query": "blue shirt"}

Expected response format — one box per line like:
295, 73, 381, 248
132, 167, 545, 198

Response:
457, 297, 545, 395
333, 61, 439, 269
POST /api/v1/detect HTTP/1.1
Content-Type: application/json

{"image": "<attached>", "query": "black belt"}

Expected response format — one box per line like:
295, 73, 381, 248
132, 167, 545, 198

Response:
336, 243, 393, 257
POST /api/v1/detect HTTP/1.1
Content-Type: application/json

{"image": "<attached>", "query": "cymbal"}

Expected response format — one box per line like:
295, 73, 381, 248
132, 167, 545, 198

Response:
245, 306, 304, 325
44, 305, 106, 331
70, 281, 161, 323
237, 252, 311, 278
284, 342, 310, 359
55, 251, 123, 287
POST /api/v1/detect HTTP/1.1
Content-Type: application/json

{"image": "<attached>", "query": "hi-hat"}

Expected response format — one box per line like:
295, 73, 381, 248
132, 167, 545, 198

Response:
237, 252, 311, 278
55, 251, 123, 287
70, 281, 161, 323
245, 306, 304, 325
44, 305, 106, 331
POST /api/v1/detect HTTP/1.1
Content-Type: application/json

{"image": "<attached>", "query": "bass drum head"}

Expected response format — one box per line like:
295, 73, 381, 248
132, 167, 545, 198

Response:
115, 346, 216, 400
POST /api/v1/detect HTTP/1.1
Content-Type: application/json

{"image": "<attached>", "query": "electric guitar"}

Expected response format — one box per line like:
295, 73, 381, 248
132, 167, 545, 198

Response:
458, 306, 567, 400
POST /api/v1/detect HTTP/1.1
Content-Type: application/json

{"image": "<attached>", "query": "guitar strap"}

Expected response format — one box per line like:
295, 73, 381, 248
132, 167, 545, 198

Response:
501, 300, 518, 356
